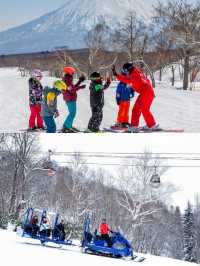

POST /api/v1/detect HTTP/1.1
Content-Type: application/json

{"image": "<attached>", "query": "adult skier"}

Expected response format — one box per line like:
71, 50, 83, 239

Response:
112, 63, 158, 130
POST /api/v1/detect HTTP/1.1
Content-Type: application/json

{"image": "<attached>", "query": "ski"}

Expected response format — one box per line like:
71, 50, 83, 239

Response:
57, 130, 79, 134
103, 127, 184, 133
103, 127, 130, 133
134, 127, 184, 133
20, 128, 46, 133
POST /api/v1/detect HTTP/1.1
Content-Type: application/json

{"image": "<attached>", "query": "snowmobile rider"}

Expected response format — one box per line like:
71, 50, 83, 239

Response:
42, 80, 67, 133
99, 218, 113, 247
87, 72, 111, 132
112, 63, 158, 130
30, 215, 40, 237
114, 71, 135, 128
53, 218, 66, 241
40, 216, 51, 237
24, 214, 39, 237
28, 69, 44, 131
62, 66, 86, 133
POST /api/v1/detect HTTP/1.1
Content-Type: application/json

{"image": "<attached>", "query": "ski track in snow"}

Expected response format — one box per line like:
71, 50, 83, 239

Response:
0, 67, 200, 132
0, 230, 195, 266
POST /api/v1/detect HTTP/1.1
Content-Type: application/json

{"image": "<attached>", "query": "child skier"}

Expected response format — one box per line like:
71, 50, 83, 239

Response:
112, 63, 158, 130
28, 69, 44, 130
87, 72, 111, 132
42, 80, 67, 133
114, 74, 135, 129
62, 66, 86, 133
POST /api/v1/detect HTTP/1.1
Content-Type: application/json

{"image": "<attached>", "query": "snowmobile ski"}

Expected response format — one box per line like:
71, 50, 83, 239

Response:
132, 255, 146, 262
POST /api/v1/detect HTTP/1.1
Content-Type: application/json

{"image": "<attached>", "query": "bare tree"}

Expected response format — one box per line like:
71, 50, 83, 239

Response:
117, 152, 175, 228
154, 0, 200, 90
1, 134, 39, 218
112, 11, 148, 62
85, 22, 117, 76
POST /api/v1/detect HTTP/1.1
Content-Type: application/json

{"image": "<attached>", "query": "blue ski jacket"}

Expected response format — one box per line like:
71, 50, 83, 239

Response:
116, 82, 134, 104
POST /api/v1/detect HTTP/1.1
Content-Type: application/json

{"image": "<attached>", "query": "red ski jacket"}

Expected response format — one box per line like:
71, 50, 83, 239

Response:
99, 223, 110, 235
116, 67, 155, 96
62, 75, 84, 102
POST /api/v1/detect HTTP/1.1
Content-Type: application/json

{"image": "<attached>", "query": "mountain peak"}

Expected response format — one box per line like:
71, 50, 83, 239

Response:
0, 0, 154, 54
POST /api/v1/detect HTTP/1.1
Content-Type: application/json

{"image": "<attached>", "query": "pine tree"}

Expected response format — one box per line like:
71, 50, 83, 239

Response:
172, 206, 184, 259
183, 201, 197, 262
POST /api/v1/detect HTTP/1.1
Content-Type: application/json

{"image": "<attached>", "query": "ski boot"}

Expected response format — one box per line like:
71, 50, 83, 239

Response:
127, 126, 140, 133
61, 128, 78, 133
71, 127, 80, 132
140, 124, 160, 132
27, 127, 37, 132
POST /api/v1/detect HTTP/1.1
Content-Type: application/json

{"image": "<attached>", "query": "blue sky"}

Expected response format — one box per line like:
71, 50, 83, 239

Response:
0, 0, 67, 31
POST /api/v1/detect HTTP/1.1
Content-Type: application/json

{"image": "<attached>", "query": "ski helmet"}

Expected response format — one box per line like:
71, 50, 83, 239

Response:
122, 62, 134, 74
90, 72, 101, 80
53, 80, 67, 91
31, 69, 43, 79
63, 66, 76, 76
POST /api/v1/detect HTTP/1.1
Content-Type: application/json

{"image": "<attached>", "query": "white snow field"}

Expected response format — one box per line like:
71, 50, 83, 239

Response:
0, 229, 196, 266
1, 67, 200, 132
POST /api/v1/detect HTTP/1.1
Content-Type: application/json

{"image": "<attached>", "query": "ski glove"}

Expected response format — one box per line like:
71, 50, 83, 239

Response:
112, 65, 118, 77
116, 99, 120, 105
54, 110, 60, 118
78, 75, 86, 83
80, 85, 86, 89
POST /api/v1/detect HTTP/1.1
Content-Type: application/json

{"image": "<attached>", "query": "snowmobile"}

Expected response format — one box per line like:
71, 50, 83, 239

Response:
81, 215, 145, 262
20, 208, 72, 247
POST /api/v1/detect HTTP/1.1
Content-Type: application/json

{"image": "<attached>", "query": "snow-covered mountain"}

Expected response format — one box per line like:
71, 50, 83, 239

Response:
0, 0, 154, 55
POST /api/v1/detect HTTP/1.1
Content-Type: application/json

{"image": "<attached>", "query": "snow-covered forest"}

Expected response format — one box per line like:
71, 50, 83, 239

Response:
0, 133, 200, 263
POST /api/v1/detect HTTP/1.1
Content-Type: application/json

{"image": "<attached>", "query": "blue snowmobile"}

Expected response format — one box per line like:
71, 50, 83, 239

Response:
21, 207, 73, 247
81, 215, 145, 262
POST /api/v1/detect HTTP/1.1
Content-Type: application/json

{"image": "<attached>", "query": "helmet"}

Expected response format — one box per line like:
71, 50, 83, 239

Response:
31, 69, 43, 79
63, 66, 76, 76
122, 62, 134, 74
53, 80, 67, 91
90, 72, 101, 80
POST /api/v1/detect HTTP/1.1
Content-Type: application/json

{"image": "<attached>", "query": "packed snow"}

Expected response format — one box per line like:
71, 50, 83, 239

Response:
0, 229, 196, 266
0, 67, 200, 132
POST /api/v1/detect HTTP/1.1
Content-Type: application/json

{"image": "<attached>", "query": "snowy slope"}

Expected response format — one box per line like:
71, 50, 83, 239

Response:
0, 67, 200, 132
0, 230, 195, 266
0, 0, 153, 54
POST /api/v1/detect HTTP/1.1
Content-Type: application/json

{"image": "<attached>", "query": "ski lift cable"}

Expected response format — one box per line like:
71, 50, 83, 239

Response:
52, 151, 200, 156
51, 152, 200, 161
57, 161, 200, 168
